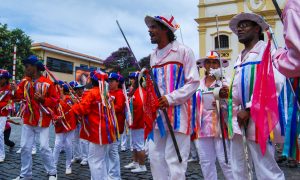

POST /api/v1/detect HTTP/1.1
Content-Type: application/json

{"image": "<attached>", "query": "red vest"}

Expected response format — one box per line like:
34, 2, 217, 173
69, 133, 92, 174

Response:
0, 84, 12, 117
72, 86, 118, 145
109, 89, 126, 134
130, 88, 145, 130
15, 76, 59, 127
54, 95, 77, 133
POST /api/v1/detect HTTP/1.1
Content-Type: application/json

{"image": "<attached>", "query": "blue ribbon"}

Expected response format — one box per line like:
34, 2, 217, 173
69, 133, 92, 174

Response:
157, 114, 166, 138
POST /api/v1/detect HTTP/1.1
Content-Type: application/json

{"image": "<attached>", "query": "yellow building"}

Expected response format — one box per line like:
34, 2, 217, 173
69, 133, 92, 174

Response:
195, 0, 286, 77
31, 42, 105, 82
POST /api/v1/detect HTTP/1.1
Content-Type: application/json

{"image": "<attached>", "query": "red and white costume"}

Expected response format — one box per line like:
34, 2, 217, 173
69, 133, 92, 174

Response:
107, 87, 126, 179
15, 76, 58, 178
53, 94, 77, 171
72, 82, 118, 179
0, 84, 12, 161
130, 88, 145, 152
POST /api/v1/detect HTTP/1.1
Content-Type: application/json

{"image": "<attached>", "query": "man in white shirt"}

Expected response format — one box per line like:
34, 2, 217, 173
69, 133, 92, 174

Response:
144, 15, 200, 180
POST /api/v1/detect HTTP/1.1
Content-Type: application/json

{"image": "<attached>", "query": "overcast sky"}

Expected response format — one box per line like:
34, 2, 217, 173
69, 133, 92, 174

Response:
0, 0, 199, 61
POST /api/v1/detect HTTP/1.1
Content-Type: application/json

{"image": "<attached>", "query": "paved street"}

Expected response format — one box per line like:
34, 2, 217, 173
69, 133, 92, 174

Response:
0, 124, 299, 180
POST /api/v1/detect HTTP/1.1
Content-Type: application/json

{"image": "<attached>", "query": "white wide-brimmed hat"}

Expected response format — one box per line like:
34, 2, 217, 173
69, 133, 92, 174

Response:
229, 13, 269, 35
145, 15, 180, 32
197, 51, 229, 68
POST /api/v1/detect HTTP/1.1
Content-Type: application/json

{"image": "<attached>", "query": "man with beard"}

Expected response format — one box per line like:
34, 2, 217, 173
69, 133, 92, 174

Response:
222, 13, 285, 180
144, 15, 200, 180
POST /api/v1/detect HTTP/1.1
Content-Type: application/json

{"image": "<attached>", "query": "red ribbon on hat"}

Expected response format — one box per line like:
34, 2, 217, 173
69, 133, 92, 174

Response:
94, 71, 108, 81
157, 16, 176, 28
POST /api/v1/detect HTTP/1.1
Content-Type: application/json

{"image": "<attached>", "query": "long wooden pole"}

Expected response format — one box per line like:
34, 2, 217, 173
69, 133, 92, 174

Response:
116, 20, 182, 163
215, 15, 228, 164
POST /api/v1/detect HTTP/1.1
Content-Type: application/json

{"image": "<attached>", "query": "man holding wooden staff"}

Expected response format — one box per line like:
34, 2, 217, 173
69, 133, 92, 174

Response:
144, 15, 200, 180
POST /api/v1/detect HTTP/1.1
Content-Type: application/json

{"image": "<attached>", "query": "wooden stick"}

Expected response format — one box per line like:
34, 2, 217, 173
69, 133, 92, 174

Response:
215, 15, 228, 164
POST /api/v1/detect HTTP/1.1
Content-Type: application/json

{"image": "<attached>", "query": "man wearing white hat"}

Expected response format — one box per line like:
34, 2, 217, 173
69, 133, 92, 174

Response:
194, 51, 233, 180
224, 13, 285, 180
144, 15, 200, 180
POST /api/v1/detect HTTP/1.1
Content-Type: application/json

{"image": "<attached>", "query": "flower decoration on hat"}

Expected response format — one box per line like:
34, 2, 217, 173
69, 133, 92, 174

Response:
197, 51, 229, 68
90, 70, 108, 82
145, 15, 180, 32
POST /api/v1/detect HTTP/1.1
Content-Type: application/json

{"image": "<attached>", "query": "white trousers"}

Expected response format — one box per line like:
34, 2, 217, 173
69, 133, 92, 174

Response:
196, 137, 233, 180
53, 130, 75, 169
107, 141, 120, 180
149, 130, 190, 180
19, 133, 37, 151
88, 143, 108, 180
131, 129, 145, 151
73, 124, 89, 162
0, 117, 6, 160
120, 129, 132, 151
190, 140, 198, 159
81, 139, 89, 162
20, 124, 57, 178
73, 124, 81, 159
231, 134, 285, 180
32, 134, 38, 151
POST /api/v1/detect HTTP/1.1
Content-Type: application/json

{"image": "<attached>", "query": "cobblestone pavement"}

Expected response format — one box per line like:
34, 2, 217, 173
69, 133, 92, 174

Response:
0, 124, 299, 180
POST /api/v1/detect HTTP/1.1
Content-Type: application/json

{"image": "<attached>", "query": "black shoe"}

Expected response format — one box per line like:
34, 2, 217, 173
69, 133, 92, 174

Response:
276, 155, 287, 163
287, 159, 298, 168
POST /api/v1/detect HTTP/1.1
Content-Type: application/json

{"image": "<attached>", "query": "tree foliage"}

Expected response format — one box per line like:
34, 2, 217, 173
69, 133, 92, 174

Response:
104, 47, 152, 80
0, 23, 32, 80
139, 55, 151, 69
104, 47, 138, 78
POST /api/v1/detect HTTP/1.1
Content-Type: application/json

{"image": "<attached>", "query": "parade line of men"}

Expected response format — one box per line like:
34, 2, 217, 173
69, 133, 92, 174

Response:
1, 1, 300, 179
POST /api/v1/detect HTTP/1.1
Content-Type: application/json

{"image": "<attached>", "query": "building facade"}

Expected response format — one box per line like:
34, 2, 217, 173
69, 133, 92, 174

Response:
31, 42, 105, 83
195, 0, 286, 77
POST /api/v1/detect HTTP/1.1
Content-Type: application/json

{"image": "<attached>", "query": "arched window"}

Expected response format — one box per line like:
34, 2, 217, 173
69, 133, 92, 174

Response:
215, 35, 229, 49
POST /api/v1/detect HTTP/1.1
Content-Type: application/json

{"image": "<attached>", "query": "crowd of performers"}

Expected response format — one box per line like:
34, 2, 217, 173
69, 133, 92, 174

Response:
1, 1, 300, 180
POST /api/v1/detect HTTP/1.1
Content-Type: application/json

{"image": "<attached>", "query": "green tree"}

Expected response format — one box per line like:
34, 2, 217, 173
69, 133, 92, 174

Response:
0, 23, 32, 80
104, 47, 138, 78
139, 55, 151, 69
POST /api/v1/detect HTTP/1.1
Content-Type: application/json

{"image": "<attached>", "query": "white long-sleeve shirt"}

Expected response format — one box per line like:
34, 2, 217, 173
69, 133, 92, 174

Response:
232, 40, 285, 141
150, 40, 200, 135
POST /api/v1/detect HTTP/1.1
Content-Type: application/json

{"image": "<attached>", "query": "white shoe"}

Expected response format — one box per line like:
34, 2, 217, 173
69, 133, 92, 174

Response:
16, 148, 21, 154
12, 176, 24, 180
31, 148, 37, 155
65, 167, 72, 175
187, 157, 198, 162
0, 158, 4, 163
71, 157, 81, 163
80, 160, 88, 166
131, 165, 147, 173
124, 162, 138, 169
48, 174, 57, 180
